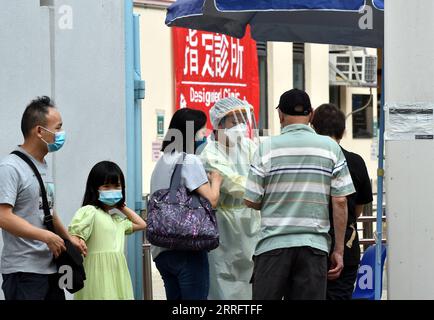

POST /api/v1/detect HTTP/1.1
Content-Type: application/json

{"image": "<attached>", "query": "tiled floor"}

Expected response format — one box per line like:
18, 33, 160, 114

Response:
148, 263, 389, 300
150, 261, 166, 300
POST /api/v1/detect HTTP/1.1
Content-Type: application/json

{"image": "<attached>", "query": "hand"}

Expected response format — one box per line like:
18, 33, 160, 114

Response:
43, 231, 66, 258
70, 235, 88, 257
208, 171, 223, 186
328, 251, 344, 280
117, 202, 126, 210
118, 203, 132, 215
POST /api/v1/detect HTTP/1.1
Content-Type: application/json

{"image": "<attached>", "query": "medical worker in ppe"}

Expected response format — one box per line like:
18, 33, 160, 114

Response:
200, 97, 261, 300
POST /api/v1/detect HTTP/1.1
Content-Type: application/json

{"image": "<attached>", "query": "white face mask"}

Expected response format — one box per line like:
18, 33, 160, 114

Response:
224, 123, 247, 142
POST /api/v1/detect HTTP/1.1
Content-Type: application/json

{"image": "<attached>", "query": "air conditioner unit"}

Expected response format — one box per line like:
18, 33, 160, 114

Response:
329, 45, 365, 53
330, 53, 377, 87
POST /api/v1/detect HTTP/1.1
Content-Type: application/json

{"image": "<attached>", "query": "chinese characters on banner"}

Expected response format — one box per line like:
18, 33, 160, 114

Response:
173, 27, 260, 130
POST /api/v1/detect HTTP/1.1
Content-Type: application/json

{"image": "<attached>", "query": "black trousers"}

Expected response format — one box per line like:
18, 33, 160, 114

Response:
252, 246, 328, 300
2, 272, 65, 300
326, 265, 359, 300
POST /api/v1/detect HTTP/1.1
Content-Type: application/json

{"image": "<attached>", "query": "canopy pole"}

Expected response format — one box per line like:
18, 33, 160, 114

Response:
374, 51, 385, 300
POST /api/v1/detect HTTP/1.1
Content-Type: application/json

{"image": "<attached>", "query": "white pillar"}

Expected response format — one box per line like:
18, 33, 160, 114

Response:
305, 43, 330, 110
385, 0, 434, 299
267, 42, 293, 136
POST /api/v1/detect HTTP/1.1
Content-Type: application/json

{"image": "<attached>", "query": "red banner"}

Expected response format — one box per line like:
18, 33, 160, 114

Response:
173, 27, 260, 130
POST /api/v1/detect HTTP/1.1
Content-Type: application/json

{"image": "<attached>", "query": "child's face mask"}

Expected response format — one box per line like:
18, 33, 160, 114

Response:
98, 190, 122, 207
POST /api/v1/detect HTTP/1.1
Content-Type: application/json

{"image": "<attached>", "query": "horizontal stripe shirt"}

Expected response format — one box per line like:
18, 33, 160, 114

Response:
244, 124, 355, 255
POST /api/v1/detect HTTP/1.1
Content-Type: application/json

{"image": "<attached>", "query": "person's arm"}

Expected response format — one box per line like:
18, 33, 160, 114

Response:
0, 204, 66, 257
70, 235, 88, 257
328, 146, 355, 280
328, 196, 348, 280
243, 146, 266, 211
196, 171, 223, 208
53, 211, 87, 255
119, 204, 147, 232
53, 212, 70, 240
68, 206, 98, 256
355, 204, 365, 218
355, 156, 373, 219
201, 152, 247, 198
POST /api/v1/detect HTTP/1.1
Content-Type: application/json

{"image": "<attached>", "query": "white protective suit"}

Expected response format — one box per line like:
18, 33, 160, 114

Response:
200, 97, 261, 300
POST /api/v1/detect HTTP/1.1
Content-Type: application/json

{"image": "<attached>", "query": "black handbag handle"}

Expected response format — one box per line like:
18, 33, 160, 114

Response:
11, 151, 55, 232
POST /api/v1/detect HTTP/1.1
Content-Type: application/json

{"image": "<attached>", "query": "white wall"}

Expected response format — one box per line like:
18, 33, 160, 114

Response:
266, 42, 293, 136
385, 0, 434, 299
53, 0, 127, 223
134, 6, 174, 195
266, 43, 330, 137
0, 0, 52, 300
305, 44, 330, 110
0, 0, 127, 299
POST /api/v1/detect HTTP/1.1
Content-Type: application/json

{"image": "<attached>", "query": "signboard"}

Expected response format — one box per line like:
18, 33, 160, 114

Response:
152, 141, 162, 162
385, 102, 434, 140
157, 112, 165, 138
173, 27, 260, 129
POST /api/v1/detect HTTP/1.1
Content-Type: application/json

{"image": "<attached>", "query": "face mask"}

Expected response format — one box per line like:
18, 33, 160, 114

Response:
40, 127, 66, 153
224, 123, 247, 142
99, 190, 123, 207
195, 136, 207, 150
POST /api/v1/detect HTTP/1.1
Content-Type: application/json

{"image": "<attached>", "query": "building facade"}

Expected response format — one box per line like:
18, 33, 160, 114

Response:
134, 1, 379, 196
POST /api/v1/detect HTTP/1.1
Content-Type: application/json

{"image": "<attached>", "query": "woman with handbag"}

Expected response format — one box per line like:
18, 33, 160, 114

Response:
149, 108, 223, 300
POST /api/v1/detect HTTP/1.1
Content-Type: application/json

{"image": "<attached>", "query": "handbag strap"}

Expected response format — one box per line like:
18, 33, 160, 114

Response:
168, 153, 203, 208
168, 153, 186, 202
11, 151, 55, 232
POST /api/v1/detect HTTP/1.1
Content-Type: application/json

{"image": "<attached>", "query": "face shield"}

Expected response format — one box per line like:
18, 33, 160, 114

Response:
210, 98, 259, 147
221, 108, 258, 142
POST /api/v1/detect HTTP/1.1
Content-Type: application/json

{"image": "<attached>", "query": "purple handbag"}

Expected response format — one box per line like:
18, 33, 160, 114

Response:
146, 153, 219, 251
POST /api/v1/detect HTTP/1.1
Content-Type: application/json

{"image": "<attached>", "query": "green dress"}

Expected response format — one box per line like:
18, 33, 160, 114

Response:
68, 205, 134, 300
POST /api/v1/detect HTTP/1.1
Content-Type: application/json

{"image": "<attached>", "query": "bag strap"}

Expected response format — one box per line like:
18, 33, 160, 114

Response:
168, 153, 186, 202
168, 153, 203, 208
11, 151, 55, 232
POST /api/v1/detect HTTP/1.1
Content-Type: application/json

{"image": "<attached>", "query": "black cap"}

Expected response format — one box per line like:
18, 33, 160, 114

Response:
276, 89, 312, 116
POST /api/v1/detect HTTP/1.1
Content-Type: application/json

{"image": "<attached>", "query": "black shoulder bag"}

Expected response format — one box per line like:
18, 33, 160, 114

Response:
11, 151, 86, 294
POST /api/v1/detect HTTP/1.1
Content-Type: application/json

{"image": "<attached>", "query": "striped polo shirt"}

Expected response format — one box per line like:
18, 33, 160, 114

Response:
244, 124, 355, 256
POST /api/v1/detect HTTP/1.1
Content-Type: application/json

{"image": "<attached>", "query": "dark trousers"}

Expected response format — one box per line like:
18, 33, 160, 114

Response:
252, 246, 328, 300
155, 250, 209, 300
2, 272, 65, 300
326, 265, 359, 300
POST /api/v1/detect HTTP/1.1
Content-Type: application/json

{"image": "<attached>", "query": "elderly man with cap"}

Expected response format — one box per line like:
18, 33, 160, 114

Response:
200, 97, 261, 300
244, 89, 355, 300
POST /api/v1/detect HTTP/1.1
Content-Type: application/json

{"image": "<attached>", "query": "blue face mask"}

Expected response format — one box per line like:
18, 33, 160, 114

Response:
195, 136, 207, 150
41, 127, 66, 153
99, 190, 123, 207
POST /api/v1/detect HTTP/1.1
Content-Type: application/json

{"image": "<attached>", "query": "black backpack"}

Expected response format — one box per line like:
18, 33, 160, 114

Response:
11, 151, 86, 294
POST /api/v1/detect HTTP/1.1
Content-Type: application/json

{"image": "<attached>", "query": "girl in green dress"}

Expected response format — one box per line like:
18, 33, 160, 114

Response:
68, 161, 146, 300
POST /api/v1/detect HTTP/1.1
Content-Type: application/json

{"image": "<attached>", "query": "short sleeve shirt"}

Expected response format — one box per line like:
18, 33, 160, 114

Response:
0, 147, 56, 274
244, 125, 355, 255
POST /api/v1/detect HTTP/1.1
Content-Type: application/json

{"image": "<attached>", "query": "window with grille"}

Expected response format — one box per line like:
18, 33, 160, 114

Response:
293, 43, 305, 91
352, 94, 373, 139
